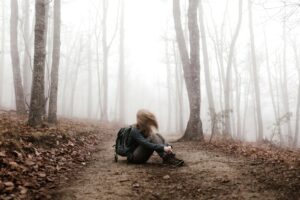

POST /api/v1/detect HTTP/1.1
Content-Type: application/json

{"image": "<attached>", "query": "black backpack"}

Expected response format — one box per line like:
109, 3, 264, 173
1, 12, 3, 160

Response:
114, 126, 132, 162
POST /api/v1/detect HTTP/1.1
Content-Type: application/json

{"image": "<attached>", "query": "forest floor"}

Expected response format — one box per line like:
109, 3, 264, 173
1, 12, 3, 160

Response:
1, 111, 300, 200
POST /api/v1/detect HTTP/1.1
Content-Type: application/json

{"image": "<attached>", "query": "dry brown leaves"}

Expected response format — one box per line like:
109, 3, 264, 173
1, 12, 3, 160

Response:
0, 111, 102, 200
207, 137, 300, 167
204, 137, 300, 198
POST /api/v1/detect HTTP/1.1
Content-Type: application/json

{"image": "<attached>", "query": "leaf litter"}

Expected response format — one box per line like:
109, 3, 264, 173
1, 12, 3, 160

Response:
1, 111, 300, 199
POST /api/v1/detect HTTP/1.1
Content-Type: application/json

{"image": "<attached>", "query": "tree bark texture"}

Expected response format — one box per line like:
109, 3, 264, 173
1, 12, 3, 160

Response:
22, 0, 32, 107
87, 33, 93, 118
173, 0, 203, 140
118, 1, 125, 123
199, 0, 217, 133
48, 0, 61, 123
223, 0, 243, 136
165, 38, 172, 130
10, 0, 26, 114
28, 0, 47, 126
282, 4, 292, 141
173, 41, 184, 133
248, 0, 263, 141
101, 0, 108, 121
0, 0, 5, 105
293, 43, 300, 147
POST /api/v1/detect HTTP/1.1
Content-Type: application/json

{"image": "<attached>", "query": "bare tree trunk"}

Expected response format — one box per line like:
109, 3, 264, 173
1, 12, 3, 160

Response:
87, 35, 92, 119
28, 0, 47, 126
173, 41, 184, 133
101, 0, 108, 121
275, 55, 283, 144
173, 0, 203, 140
233, 56, 241, 138
10, 0, 26, 114
118, 1, 125, 123
294, 78, 300, 147
199, 0, 217, 132
248, 0, 263, 141
0, 0, 5, 106
61, 38, 77, 115
94, 20, 102, 119
264, 31, 284, 144
44, 2, 50, 115
224, 0, 243, 136
242, 78, 251, 140
293, 43, 300, 147
207, 1, 229, 123
164, 37, 172, 130
69, 42, 82, 117
282, 3, 292, 142
22, 0, 32, 107
264, 31, 279, 122
48, 0, 61, 123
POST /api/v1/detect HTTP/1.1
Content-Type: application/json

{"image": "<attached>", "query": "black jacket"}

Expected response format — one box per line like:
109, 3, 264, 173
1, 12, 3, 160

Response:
126, 127, 165, 155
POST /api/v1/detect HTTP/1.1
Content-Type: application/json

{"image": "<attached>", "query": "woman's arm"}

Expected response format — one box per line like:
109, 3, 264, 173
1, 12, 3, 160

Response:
131, 129, 165, 152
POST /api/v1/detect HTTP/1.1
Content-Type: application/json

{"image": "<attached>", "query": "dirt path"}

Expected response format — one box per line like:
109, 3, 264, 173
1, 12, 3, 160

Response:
52, 126, 287, 200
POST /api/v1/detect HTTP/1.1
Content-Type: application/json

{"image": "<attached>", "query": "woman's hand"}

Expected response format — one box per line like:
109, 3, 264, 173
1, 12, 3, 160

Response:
164, 146, 173, 154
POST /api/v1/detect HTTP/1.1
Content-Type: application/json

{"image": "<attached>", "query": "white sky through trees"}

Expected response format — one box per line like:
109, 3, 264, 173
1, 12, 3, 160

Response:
1, 0, 300, 144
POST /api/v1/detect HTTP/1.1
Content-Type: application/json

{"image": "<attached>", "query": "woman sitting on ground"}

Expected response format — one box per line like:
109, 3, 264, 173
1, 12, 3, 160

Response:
126, 109, 184, 167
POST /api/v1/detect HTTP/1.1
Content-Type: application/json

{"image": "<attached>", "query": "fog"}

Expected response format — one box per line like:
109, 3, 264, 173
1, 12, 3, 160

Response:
1, 0, 300, 146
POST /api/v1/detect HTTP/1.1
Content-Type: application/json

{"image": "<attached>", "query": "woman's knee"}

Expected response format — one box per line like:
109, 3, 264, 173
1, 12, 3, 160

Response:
149, 133, 165, 144
132, 146, 153, 163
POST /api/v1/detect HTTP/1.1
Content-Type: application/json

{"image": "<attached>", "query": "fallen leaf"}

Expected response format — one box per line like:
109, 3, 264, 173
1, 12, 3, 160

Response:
4, 182, 14, 187
25, 159, 35, 166
5, 186, 14, 192
9, 161, 20, 169
163, 175, 170, 180
18, 186, 27, 194
13, 150, 23, 158
0, 151, 6, 157
132, 182, 140, 188
38, 172, 46, 178
0, 181, 4, 191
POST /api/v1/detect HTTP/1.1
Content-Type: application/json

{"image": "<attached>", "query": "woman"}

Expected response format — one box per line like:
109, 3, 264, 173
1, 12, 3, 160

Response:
126, 109, 184, 167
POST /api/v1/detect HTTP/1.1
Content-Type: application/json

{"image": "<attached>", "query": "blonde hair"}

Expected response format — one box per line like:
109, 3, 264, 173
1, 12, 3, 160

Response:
136, 109, 158, 137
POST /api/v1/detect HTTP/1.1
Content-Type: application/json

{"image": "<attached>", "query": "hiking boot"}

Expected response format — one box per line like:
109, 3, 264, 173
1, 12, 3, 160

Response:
163, 154, 184, 167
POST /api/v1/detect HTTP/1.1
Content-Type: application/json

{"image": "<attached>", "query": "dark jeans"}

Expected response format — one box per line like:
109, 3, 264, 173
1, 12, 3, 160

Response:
129, 133, 166, 164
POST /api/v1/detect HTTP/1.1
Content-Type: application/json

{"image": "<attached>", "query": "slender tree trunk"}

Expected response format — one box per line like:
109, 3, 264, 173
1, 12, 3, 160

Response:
44, 2, 50, 115
96, 44, 102, 119
173, 0, 203, 140
101, 0, 108, 121
10, 0, 26, 114
248, 0, 263, 141
69, 42, 82, 117
294, 80, 300, 147
275, 56, 283, 144
28, 0, 47, 126
264, 30, 283, 143
118, 1, 125, 123
217, 0, 229, 89
87, 35, 92, 118
264, 31, 279, 121
233, 56, 241, 138
282, 3, 292, 142
22, 0, 32, 107
199, 0, 217, 132
224, 0, 243, 136
293, 43, 300, 147
0, 0, 5, 106
173, 41, 184, 133
48, 0, 61, 123
242, 78, 251, 140
61, 39, 77, 115
164, 37, 172, 130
